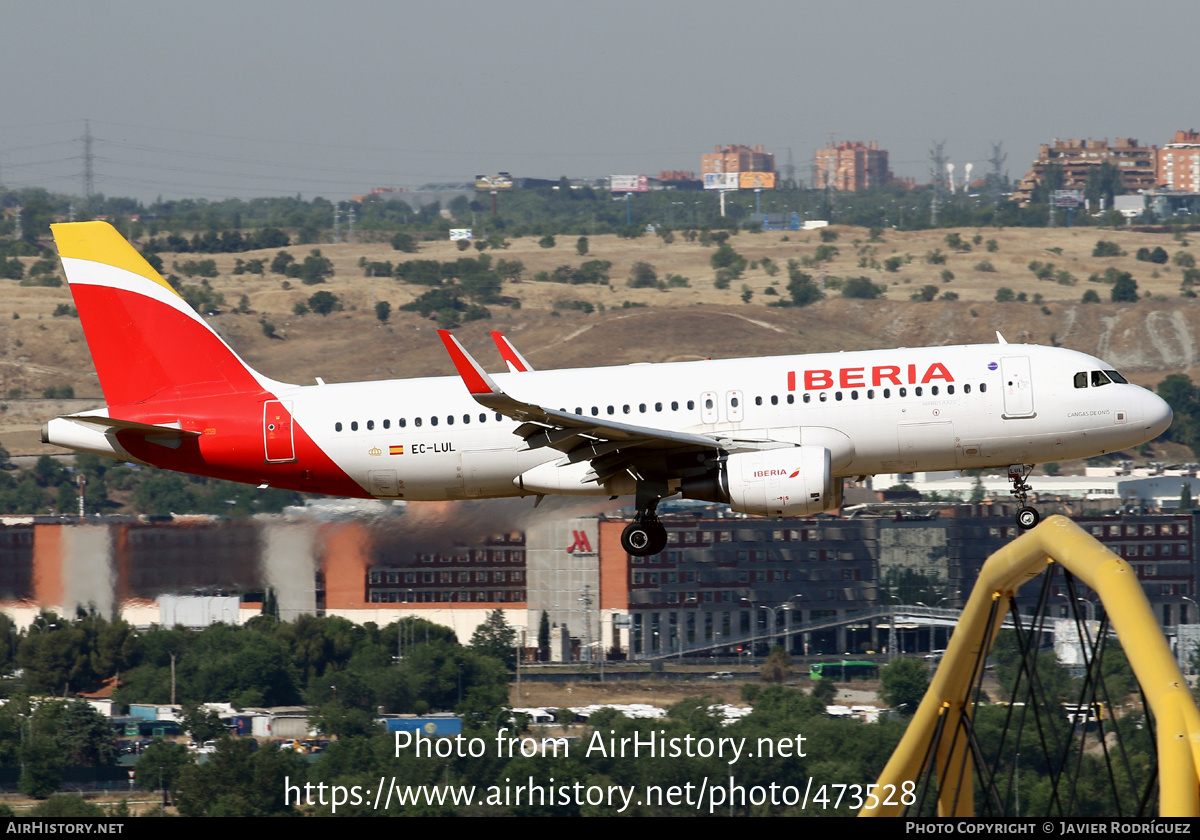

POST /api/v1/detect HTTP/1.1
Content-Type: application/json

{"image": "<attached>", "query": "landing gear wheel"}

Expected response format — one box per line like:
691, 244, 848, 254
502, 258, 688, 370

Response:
621, 518, 668, 556
1007, 464, 1039, 531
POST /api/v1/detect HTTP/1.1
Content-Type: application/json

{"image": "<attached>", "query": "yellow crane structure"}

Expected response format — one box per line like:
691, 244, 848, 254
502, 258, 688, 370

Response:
862, 515, 1200, 817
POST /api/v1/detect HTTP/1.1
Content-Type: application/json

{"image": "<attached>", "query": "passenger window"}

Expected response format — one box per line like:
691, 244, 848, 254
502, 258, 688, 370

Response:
947, 385, 954, 395
335, 422, 343, 432
431, 416, 438, 426
639, 403, 646, 412
623, 405, 630, 414
671, 401, 679, 411
607, 406, 614, 415
883, 389, 890, 398
980, 383, 987, 393
351, 421, 359, 431
915, 387, 923, 396
1074, 372, 1088, 389
591, 407, 599, 416
931, 386, 938, 395
964, 384, 971, 394
835, 392, 843, 401
850, 390, 859, 400
687, 400, 695, 410
1091, 371, 1111, 387
383, 419, 390, 429
819, 393, 827, 402
786, 394, 794, 404
480, 413, 486, 422
755, 396, 762, 406
655, 402, 663, 412
462, 414, 470, 424
705, 398, 714, 409
367, 420, 374, 430
731, 397, 739, 408
575, 407, 582, 415
899, 388, 907, 397
495, 413, 502, 421
446, 416, 454, 425
802, 394, 810, 403
399, 418, 407, 428
867, 389, 874, 399
415, 418, 422, 427
771, 395, 778, 405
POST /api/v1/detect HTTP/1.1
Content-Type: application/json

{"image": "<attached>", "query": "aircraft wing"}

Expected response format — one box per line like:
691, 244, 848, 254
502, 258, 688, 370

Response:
439, 331, 779, 486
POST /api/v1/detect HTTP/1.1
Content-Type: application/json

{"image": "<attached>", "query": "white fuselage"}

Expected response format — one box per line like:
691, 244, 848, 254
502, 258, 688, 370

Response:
276, 343, 1170, 501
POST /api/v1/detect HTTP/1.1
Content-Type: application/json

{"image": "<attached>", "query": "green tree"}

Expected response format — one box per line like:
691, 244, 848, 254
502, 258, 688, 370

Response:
1110, 272, 1139, 302
374, 300, 391, 324
538, 610, 551, 662
627, 261, 658, 288
470, 609, 517, 669
879, 658, 929, 713
575, 236, 589, 256
307, 290, 340, 316
1081, 289, 1101, 304
785, 261, 823, 306
841, 277, 885, 299
994, 287, 1016, 302
134, 740, 190, 800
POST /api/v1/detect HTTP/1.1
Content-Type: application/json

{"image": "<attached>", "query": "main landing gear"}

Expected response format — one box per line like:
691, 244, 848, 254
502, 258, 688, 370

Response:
1008, 464, 1040, 530
621, 485, 669, 557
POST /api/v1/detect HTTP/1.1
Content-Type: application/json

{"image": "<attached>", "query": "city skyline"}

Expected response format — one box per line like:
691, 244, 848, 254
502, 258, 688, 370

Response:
0, 0, 1195, 203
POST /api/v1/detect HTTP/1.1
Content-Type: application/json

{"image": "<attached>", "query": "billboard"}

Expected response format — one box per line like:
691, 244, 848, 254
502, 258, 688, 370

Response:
703, 172, 739, 190
739, 172, 776, 190
1052, 189, 1084, 208
475, 173, 513, 191
610, 174, 649, 193
449, 229, 473, 241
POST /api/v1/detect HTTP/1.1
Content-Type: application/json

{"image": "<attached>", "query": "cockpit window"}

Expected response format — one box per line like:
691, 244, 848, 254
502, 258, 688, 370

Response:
1091, 370, 1111, 387
1074, 372, 1088, 389
1105, 370, 1128, 384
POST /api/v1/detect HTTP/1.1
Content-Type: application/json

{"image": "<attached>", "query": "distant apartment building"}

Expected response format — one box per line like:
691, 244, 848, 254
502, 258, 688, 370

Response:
1159, 130, 1200, 193
812, 141, 894, 192
701, 144, 774, 175
1012, 138, 1158, 204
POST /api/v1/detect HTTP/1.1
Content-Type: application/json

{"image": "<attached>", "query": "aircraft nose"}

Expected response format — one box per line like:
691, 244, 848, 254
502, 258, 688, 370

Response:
1142, 389, 1173, 439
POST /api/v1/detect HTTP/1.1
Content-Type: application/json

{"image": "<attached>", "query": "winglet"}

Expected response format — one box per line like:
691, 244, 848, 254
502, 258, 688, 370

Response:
438, 331, 501, 395
996, 331, 1008, 345
491, 331, 534, 373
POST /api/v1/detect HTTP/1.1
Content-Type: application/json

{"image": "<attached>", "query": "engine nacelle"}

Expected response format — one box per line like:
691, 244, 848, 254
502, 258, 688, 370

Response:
681, 446, 840, 517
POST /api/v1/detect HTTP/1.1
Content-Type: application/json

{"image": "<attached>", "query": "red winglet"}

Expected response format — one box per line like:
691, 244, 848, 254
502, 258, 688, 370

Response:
438, 330, 499, 395
490, 331, 533, 373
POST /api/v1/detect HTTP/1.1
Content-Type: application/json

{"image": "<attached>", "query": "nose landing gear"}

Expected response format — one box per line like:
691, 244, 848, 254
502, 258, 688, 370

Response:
1008, 464, 1040, 530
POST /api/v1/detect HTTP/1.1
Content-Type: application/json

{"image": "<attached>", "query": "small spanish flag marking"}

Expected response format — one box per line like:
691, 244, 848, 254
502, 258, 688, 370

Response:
389, 445, 404, 455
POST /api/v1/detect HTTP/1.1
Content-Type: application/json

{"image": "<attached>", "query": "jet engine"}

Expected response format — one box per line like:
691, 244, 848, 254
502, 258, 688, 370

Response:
680, 446, 841, 516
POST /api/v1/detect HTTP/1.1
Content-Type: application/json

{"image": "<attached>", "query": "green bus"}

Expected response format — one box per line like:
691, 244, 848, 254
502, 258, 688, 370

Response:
809, 660, 878, 681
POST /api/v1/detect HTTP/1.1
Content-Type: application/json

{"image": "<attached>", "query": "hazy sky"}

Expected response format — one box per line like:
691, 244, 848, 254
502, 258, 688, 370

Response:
1, 0, 1194, 203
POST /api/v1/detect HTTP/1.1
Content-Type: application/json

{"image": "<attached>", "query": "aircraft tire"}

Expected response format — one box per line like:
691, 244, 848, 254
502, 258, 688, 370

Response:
1016, 506, 1040, 530
622, 520, 668, 556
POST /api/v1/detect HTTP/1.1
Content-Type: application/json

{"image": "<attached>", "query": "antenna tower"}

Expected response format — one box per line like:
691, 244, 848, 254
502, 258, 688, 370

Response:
929, 140, 948, 226
82, 120, 94, 200
988, 142, 1007, 202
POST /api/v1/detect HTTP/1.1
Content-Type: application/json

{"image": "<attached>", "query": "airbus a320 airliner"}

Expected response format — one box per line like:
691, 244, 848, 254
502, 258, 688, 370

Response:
42, 222, 1173, 555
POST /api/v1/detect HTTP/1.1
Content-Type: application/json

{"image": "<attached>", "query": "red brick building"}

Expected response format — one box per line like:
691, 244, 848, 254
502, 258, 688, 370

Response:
812, 141, 894, 192
1012, 138, 1158, 204
1159, 130, 1200, 193
701, 144, 774, 175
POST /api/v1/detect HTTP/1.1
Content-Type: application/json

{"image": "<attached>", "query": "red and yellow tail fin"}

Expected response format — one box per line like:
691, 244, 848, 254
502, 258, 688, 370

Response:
52, 222, 285, 407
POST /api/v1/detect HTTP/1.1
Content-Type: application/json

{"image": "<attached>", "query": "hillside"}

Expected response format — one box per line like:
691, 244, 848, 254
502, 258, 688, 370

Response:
3, 224, 1197, 456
